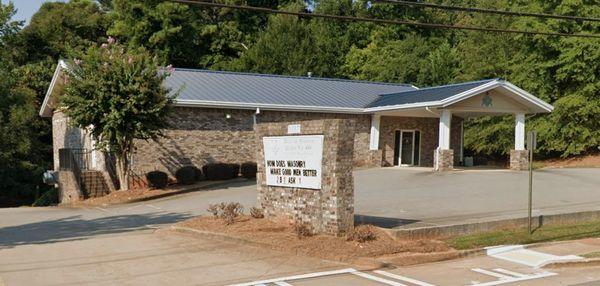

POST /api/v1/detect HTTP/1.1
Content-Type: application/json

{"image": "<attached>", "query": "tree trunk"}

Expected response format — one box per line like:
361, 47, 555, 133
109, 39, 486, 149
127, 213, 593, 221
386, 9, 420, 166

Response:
115, 155, 130, 191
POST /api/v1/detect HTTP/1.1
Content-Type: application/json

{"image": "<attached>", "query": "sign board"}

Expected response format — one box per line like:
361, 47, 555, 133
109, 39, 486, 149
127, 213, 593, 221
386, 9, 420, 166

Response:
287, 124, 301, 134
527, 131, 537, 151
263, 135, 324, 189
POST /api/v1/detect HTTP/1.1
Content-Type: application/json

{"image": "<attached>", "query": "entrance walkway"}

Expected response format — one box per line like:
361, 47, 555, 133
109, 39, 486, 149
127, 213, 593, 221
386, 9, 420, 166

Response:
354, 167, 600, 228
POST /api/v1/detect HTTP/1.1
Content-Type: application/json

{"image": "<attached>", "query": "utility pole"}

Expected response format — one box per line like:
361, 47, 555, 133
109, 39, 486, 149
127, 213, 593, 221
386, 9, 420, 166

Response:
527, 131, 536, 234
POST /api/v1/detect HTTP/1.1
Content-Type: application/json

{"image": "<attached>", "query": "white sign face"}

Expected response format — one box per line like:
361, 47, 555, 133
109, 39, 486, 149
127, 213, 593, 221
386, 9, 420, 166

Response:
263, 135, 324, 190
287, 124, 301, 134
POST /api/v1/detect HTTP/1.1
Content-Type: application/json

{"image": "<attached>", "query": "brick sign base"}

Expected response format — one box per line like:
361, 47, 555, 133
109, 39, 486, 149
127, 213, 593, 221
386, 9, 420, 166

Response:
255, 119, 355, 235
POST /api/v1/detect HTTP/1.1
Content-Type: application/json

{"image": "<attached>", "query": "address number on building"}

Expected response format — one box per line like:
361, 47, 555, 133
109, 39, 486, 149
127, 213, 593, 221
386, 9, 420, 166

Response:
263, 135, 323, 190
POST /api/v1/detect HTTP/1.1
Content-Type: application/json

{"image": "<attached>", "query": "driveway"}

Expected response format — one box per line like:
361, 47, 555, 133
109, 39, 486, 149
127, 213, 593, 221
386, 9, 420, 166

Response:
354, 168, 600, 228
2, 168, 600, 247
2, 168, 600, 285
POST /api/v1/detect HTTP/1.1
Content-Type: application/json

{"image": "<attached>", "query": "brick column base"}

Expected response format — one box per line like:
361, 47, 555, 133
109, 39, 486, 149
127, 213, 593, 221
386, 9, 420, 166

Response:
434, 149, 454, 171
57, 171, 83, 204
510, 150, 529, 170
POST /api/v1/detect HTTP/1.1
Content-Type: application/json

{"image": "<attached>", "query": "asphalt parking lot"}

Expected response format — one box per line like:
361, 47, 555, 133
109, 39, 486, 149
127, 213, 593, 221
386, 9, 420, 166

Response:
354, 167, 600, 228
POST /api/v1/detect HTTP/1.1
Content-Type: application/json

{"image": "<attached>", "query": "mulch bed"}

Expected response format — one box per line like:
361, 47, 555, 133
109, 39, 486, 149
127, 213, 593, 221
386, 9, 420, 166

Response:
69, 180, 227, 207
176, 215, 450, 263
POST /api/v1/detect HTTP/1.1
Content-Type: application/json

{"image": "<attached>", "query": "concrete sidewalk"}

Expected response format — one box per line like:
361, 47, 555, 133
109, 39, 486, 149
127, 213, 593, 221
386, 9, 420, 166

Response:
0, 229, 342, 286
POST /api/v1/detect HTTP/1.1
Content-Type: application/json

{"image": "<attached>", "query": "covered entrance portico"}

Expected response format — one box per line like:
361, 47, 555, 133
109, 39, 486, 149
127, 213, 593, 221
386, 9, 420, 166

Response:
366, 79, 554, 171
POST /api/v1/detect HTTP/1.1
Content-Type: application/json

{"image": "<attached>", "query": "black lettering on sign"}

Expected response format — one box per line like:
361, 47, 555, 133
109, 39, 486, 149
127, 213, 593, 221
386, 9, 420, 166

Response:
282, 169, 292, 176
286, 161, 306, 168
302, 169, 317, 177
288, 177, 296, 184
266, 160, 275, 167
276, 161, 286, 167
270, 168, 281, 175
292, 169, 301, 176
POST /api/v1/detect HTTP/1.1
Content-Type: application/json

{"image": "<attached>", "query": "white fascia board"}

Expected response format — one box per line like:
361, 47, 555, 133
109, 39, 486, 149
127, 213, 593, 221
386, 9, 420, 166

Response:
439, 80, 501, 107
440, 80, 554, 113
363, 101, 443, 113
501, 81, 554, 112
39, 60, 68, 117
174, 99, 365, 114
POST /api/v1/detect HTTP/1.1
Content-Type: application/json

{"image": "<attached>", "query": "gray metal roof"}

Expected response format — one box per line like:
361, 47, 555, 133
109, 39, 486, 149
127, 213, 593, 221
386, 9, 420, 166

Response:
367, 79, 498, 108
166, 69, 417, 109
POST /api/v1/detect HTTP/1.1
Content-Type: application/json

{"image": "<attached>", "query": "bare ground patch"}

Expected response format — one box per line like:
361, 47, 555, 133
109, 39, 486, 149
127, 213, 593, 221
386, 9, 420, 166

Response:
175, 215, 451, 264
540, 154, 600, 169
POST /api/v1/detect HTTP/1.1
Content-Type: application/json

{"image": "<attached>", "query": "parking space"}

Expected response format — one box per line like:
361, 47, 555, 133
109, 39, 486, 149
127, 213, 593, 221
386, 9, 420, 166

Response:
229, 243, 600, 286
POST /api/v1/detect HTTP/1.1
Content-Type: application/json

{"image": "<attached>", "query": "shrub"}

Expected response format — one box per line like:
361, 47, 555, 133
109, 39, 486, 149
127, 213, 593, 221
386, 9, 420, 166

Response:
240, 162, 257, 179
32, 188, 59, 207
202, 163, 239, 180
249, 207, 264, 219
146, 171, 168, 189
293, 222, 313, 239
207, 202, 244, 225
194, 166, 205, 181
175, 166, 198, 185
347, 225, 377, 243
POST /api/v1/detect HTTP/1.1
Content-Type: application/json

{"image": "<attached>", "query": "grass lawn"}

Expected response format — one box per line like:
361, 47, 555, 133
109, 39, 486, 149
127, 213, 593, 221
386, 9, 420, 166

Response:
446, 220, 600, 250
582, 251, 600, 258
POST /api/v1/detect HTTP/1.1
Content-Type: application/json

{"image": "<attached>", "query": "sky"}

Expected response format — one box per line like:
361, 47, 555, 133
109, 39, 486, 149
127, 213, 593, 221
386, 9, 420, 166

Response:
2, 0, 65, 24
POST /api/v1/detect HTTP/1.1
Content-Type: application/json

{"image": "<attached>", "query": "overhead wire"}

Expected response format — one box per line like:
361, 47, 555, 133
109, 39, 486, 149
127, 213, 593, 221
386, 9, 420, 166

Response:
170, 0, 600, 39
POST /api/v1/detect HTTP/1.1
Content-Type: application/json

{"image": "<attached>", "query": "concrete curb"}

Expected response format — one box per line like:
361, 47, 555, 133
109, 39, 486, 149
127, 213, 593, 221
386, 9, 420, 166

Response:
542, 258, 600, 269
167, 225, 468, 269
387, 209, 600, 239
60, 178, 250, 209
169, 225, 274, 250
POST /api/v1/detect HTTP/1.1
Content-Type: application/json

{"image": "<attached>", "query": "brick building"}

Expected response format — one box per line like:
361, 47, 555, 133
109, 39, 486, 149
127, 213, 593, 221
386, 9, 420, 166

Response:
41, 60, 553, 202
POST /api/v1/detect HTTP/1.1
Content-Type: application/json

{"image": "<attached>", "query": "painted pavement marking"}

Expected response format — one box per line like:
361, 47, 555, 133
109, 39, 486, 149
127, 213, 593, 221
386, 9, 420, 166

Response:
144, 204, 162, 210
229, 265, 558, 286
94, 207, 110, 213
350, 271, 407, 286
469, 268, 557, 286
228, 268, 357, 286
374, 270, 436, 286
486, 245, 583, 268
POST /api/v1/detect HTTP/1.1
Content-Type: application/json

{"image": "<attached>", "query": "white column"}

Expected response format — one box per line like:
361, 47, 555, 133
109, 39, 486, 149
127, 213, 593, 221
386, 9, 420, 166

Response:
438, 110, 452, 150
460, 120, 464, 162
369, 114, 381, 150
515, 112, 525, 150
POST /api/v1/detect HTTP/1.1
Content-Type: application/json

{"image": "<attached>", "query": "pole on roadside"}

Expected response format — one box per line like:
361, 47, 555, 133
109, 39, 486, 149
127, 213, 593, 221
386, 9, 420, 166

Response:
527, 131, 536, 234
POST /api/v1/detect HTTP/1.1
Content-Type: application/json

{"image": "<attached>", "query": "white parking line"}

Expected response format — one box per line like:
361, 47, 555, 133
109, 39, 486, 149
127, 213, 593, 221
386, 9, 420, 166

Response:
94, 207, 110, 213
350, 271, 407, 286
228, 268, 357, 286
471, 268, 511, 279
374, 270, 436, 286
469, 268, 557, 286
274, 282, 293, 286
492, 268, 527, 278
144, 204, 162, 210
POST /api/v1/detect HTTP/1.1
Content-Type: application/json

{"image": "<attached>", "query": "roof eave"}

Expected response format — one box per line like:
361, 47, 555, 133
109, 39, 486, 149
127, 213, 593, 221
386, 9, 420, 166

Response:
39, 60, 68, 117
174, 99, 366, 114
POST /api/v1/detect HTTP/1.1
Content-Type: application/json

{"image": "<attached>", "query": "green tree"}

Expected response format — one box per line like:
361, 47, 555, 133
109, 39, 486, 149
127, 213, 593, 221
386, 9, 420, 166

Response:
0, 2, 51, 205
60, 39, 174, 190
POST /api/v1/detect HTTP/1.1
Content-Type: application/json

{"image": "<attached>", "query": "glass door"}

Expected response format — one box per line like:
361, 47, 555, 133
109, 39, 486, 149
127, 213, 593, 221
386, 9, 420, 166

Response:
400, 131, 414, 165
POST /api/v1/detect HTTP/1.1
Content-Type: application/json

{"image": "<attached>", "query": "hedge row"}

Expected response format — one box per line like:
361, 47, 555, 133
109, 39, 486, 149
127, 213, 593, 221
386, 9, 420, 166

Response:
145, 162, 257, 189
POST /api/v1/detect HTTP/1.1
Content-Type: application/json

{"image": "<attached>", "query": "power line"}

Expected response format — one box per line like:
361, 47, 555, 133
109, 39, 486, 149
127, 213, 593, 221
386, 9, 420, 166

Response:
376, 0, 600, 23
171, 0, 600, 39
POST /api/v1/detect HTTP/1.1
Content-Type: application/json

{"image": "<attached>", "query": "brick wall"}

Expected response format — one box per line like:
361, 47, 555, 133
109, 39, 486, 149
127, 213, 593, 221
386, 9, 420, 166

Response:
131, 107, 375, 176
52, 111, 93, 170
256, 119, 355, 235
379, 115, 463, 167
